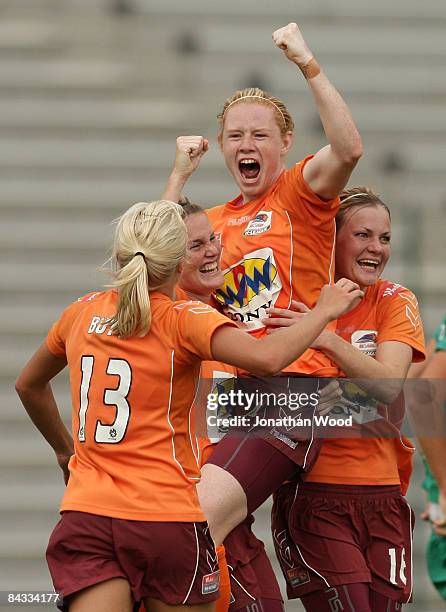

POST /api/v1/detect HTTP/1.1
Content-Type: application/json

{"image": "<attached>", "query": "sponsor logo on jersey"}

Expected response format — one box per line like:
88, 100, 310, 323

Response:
287, 567, 310, 587
202, 570, 220, 595
227, 214, 251, 226
215, 248, 282, 331
329, 381, 381, 425
382, 283, 403, 297
78, 292, 100, 303
351, 329, 378, 356
243, 210, 272, 236
207, 371, 236, 440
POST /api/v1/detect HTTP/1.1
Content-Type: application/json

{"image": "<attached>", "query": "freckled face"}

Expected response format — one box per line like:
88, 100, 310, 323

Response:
220, 103, 293, 203
335, 205, 391, 289
179, 212, 224, 299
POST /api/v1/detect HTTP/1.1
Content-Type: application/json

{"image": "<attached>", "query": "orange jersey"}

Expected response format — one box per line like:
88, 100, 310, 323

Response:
207, 156, 339, 376
194, 360, 237, 466
46, 290, 235, 521
306, 279, 425, 487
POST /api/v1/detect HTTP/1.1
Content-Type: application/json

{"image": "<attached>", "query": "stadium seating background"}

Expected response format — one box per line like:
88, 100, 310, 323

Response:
1, 1, 445, 609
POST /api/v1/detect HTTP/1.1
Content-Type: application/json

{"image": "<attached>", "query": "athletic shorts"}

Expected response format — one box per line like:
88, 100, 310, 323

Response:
205, 435, 299, 514
224, 515, 283, 610
46, 511, 220, 610
271, 482, 414, 604
426, 530, 446, 600
206, 376, 326, 490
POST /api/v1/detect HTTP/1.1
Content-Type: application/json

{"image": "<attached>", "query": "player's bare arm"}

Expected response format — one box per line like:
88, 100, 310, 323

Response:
272, 22, 362, 200
408, 347, 446, 534
264, 300, 413, 404
15, 343, 74, 484
162, 135, 209, 202
212, 279, 363, 376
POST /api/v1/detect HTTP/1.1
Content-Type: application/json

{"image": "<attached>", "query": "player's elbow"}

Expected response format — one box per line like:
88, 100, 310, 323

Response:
15, 375, 28, 400
249, 354, 283, 377
344, 134, 363, 167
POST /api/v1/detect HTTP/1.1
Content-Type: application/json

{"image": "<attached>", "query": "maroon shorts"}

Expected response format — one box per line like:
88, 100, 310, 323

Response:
205, 376, 326, 511
205, 435, 298, 514
46, 511, 220, 610
271, 482, 414, 603
224, 515, 283, 610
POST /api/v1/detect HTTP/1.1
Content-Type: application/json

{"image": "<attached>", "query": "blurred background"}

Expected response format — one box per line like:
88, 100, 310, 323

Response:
0, 0, 445, 609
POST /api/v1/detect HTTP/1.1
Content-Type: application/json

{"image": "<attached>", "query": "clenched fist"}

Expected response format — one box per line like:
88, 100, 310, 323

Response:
173, 135, 209, 178
272, 22, 313, 67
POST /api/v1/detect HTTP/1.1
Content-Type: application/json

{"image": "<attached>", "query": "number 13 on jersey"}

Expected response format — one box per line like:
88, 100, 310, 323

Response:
78, 356, 132, 444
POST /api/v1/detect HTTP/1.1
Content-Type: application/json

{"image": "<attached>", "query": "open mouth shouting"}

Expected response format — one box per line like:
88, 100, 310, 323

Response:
239, 158, 261, 182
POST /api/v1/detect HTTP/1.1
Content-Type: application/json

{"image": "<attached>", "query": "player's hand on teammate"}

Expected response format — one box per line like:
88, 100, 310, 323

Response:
264, 280, 362, 334
272, 22, 313, 67
315, 278, 363, 320
262, 301, 306, 334
262, 300, 331, 349
173, 136, 209, 178
316, 380, 343, 416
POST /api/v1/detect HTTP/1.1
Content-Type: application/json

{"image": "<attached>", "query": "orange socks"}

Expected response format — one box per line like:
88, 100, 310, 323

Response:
216, 544, 231, 612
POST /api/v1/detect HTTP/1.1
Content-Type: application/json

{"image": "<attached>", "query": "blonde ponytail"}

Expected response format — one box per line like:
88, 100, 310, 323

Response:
108, 200, 187, 338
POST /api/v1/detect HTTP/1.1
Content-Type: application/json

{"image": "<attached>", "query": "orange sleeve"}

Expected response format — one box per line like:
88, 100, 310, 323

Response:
281, 156, 340, 222
376, 288, 426, 362
46, 301, 80, 357
176, 302, 237, 361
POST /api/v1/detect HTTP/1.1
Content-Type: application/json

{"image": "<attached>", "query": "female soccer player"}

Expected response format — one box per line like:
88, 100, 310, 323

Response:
264, 188, 425, 611
407, 316, 446, 602
15, 200, 360, 612
176, 199, 291, 611
163, 21, 363, 548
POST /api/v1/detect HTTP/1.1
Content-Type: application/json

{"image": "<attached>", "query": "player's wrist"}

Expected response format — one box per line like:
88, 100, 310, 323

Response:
310, 304, 332, 328
166, 170, 192, 191
298, 56, 321, 80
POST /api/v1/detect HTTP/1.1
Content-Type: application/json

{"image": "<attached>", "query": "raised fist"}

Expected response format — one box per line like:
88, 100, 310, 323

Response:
173, 135, 209, 178
272, 23, 313, 67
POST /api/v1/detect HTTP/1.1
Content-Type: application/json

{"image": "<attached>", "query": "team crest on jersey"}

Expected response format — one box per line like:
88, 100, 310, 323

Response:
243, 211, 272, 236
351, 329, 378, 356
214, 247, 282, 331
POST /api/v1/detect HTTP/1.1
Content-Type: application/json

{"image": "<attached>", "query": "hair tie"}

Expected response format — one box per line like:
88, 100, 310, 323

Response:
222, 95, 287, 128
339, 193, 371, 205
134, 252, 146, 259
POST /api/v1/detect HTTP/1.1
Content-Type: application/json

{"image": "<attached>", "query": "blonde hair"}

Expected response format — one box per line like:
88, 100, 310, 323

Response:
217, 87, 294, 138
337, 186, 391, 231
108, 200, 187, 338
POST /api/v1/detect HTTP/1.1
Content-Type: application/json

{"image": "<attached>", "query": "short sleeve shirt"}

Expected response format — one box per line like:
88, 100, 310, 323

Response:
46, 290, 235, 521
306, 280, 426, 486
207, 156, 340, 376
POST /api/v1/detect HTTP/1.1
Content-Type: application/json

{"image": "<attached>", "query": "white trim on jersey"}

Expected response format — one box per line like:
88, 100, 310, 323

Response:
167, 349, 200, 481
328, 219, 336, 284
284, 210, 294, 309
189, 371, 201, 466
182, 522, 200, 604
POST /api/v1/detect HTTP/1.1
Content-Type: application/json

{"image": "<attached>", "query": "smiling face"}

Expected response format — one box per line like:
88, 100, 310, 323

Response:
335, 205, 391, 289
220, 102, 293, 203
179, 212, 224, 301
